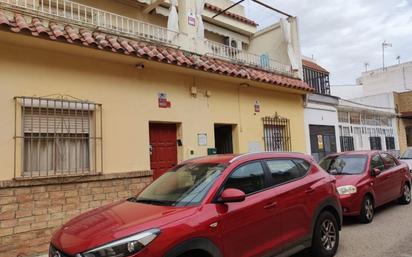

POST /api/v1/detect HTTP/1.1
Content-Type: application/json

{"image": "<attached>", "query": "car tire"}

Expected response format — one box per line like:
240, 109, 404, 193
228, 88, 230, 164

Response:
310, 211, 339, 257
398, 183, 411, 205
359, 195, 374, 224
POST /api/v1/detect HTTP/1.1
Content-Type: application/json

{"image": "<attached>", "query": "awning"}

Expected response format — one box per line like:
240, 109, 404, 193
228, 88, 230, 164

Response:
204, 22, 250, 44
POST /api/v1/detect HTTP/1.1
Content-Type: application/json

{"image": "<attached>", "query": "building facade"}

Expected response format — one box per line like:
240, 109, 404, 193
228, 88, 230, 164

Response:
302, 57, 340, 161
0, 1, 311, 256
333, 61, 412, 155
336, 93, 399, 155
358, 61, 412, 96
394, 91, 412, 153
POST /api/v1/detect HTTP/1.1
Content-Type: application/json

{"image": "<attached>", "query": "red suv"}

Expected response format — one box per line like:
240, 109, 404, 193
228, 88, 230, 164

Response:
50, 152, 342, 257
320, 151, 411, 223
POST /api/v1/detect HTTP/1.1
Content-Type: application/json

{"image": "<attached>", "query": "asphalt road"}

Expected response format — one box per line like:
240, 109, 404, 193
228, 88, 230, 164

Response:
293, 201, 412, 257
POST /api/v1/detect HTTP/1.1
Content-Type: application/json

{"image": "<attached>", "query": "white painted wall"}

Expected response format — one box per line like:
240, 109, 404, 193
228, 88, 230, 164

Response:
358, 61, 412, 96
304, 102, 341, 154
337, 93, 400, 154
330, 85, 364, 99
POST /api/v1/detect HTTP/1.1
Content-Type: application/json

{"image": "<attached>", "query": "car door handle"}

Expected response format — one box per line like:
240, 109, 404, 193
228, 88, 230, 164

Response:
305, 188, 315, 194
264, 202, 277, 209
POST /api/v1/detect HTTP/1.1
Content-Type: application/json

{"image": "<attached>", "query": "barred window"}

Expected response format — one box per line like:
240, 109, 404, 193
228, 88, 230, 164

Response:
14, 96, 103, 178
263, 114, 291, 152
385, 137, 396, 150
349, 112, 361, 124
340, 136, 354, 151
338, 111, 349, 123
369, 137, 382, 150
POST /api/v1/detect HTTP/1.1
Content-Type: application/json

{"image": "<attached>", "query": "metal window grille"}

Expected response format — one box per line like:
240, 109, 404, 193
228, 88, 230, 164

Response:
385, 137, 395, 150
263, 114, 291, 152
369, 137, 382, 150
14, 96, 103, 178
340, 136, 354, 151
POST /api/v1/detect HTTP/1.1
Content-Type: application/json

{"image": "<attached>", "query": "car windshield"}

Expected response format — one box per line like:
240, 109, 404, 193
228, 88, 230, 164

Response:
130, 162, 225, 207
401, 149, 412, 159
319, 155, 367, 175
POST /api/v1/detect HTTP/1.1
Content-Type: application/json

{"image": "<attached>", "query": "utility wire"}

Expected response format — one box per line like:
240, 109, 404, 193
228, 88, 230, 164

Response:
339, 98, 395, 111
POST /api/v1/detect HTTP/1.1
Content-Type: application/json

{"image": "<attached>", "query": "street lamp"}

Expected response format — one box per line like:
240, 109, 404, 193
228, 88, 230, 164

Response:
382, 41, 392, 70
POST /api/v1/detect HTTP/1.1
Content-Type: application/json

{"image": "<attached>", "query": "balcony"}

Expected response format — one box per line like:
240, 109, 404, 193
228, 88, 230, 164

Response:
205, 39, 296, 78
0, 0, 179, 45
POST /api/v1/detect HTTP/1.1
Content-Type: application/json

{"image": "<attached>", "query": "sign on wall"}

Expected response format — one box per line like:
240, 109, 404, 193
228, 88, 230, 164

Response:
254, 100, 260, 113
197, 133, 207, 146
188, 12, 196, 26
158, 93, 171, 108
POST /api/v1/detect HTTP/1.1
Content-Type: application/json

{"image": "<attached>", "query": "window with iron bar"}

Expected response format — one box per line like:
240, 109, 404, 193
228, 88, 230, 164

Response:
14, 96, 103, 178
262, 114, 291, 152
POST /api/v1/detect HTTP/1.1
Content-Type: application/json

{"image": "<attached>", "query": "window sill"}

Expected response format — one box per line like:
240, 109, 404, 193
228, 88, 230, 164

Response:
0, 170, 153, 188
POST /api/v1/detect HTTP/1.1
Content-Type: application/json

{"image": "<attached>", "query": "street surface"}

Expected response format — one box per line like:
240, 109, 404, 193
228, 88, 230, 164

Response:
294, 201, 412, 257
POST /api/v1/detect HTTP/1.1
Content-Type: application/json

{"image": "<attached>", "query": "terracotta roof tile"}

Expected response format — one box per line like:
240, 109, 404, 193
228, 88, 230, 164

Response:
302, 59, 329, 74
204, 3, 258, 27
0, 11, 312, 92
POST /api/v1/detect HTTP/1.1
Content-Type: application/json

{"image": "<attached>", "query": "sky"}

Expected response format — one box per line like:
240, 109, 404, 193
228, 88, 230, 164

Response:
243, 0, 412, 85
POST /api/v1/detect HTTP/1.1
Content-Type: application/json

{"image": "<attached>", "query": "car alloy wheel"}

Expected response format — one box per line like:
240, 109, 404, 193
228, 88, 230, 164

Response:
405, 185, 411, 202
311, 211, 339, 257
364, 198, 374, 221
360, 196, 374, 223
400, 184, 411, 204
320, 219, 337, 251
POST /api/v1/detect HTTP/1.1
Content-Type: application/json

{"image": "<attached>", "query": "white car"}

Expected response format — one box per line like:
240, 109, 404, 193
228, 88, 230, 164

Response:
400, 147, 412, 172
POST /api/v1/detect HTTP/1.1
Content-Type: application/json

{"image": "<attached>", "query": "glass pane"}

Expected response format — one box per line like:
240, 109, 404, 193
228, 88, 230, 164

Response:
266, 159, 303, 185
225, 162, 265, 194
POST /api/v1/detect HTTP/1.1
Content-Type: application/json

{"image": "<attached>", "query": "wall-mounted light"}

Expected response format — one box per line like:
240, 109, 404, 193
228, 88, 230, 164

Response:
135, 62, 145, 70
190, 86, 198, 97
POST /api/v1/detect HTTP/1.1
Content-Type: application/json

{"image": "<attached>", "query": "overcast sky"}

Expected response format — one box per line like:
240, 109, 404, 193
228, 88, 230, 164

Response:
243, 0, 412, 85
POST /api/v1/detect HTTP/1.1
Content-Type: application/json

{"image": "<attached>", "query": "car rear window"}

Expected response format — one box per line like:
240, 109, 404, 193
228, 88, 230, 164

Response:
320, 155, 367, 175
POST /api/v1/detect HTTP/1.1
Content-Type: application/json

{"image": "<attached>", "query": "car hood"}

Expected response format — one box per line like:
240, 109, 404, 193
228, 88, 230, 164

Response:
52, 200, 197, 255
334, 174, 365, 187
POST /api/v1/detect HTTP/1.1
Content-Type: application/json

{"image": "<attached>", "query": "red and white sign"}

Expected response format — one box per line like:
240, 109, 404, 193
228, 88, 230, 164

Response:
158, 93, 171, 108
254, 101, 260, 113
188, 13, 196, 26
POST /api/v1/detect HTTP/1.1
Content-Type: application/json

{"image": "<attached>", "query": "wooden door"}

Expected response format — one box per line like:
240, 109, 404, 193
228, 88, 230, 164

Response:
149, 123, 177, 179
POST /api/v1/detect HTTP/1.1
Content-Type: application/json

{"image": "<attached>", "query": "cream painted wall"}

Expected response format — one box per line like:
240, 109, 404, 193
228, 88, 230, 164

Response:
248, 24, 287, 63
73, 0, 167, 27
0, 33, 306, 181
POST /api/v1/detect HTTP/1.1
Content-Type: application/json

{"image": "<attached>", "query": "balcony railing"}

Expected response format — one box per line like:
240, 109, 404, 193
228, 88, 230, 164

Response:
0, 0, 179, 45
205, 40, 296, 77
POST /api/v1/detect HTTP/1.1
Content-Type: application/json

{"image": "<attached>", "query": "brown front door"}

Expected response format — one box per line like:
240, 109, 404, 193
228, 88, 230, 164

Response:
149, 123, 177, 179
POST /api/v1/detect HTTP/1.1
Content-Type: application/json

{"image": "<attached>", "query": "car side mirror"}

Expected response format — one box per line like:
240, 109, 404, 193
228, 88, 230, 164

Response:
372, 168, 381, 177
220, 188, 246, 203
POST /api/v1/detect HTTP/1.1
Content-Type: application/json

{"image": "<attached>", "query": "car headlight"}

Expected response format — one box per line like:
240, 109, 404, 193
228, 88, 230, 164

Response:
337, 185, 357, 195
81, 229, 160, 257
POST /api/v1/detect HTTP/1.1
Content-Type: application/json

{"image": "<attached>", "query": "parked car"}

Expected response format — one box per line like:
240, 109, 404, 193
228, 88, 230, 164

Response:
400, 147, 412, 172
319, 151, 411, 224
49, 152, 342, 257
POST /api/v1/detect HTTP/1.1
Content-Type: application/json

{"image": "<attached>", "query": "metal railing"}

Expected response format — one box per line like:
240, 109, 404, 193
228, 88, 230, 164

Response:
205, 40, 295, 77
0, 0, 179, 45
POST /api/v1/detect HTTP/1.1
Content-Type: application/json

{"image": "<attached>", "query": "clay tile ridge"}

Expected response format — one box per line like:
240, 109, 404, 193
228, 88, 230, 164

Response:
0, 10, 313, 92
